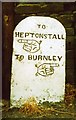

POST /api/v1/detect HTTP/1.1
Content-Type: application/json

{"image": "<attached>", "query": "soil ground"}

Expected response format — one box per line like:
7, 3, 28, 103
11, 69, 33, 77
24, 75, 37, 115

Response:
1, 84, 76, 120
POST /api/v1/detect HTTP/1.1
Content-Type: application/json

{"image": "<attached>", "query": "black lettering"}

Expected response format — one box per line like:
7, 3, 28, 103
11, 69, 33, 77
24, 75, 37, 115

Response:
20, 32, 24, 38
42, 25, 46, 29
52, 34, 57, 39
15, 54, 24, 61
44, 34, 47, 39
58, 34, 61, 39
35, 33, 39, 38
48, 56, 52, 61
37, 24, 41, 28
15, 54, 19, 59
39, 34, 44, 39
53, 56, 57, 61
48, 34, 52, 39
28, 55, 32, 60
25, 32, 29, 37
58, 56, 62, 61
61, 34, 65, 39
43, 56, 48, 60
33, 55, 37, 60
38, 55, 42, 60
15, 32, 20, 37
30, 33, 34, 37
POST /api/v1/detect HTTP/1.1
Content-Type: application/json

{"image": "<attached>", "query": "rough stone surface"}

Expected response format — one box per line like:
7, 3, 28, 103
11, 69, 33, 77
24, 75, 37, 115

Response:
2, 2, 76, 102
66, 36, 74, 50
66, 28, 74, 36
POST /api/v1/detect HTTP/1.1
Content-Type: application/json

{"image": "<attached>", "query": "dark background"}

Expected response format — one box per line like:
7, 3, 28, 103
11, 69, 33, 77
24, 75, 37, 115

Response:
2, 2, 76, 100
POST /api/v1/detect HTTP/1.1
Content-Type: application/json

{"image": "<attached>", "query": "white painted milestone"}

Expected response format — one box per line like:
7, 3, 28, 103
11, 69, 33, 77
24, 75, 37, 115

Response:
10, 16, 66, 107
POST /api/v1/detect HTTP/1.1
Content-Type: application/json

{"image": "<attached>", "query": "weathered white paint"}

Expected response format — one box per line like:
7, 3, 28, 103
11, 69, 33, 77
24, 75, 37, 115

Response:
10, 16, 66, 107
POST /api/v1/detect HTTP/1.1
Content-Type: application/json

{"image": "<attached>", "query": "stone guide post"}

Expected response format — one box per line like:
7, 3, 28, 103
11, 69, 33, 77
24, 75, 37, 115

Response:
10, 16, 66, 107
